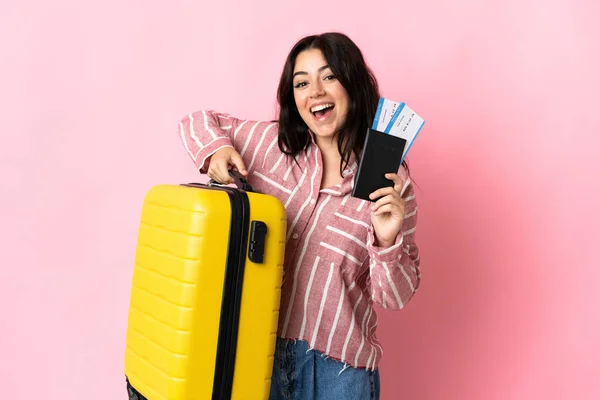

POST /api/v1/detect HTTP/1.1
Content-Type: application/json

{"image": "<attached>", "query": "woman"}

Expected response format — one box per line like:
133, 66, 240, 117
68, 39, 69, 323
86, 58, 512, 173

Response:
178, 32, 420, 400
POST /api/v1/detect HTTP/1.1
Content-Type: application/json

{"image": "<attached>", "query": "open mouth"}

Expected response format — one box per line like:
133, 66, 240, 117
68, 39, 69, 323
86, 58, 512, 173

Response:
310, 103, 335, 119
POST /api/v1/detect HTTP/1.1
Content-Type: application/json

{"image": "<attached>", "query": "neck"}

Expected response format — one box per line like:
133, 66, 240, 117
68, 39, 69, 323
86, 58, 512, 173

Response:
315, 136, 341, 170
315, 136, 345, 190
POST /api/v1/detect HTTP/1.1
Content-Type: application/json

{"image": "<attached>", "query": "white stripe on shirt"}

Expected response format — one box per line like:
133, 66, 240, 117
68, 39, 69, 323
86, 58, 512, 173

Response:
233, 120, 249, 140
187, 114, 203, 149
281, 195, 332, 336
247, 123, 276, 171
327, 282, 355, 354
299, 256, 320, 339
252, 171, 292, 194
285, 167, 309, 209
201, 110, 218, 139
240, 121, 262, 157
326, 226, 367, 249
382, 262, 404, 308
264, 136, 280, 169
310, 262, 335, 349
334, 212, 370, 229
285, 145, 320, 241
354, 304, 372, 366
341, 290, 363, 363
270, 153, 285, 174
319, 242, 362, 265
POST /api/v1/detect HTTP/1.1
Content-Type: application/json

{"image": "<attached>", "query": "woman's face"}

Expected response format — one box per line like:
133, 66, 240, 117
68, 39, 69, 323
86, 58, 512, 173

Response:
292, 49, 349, 142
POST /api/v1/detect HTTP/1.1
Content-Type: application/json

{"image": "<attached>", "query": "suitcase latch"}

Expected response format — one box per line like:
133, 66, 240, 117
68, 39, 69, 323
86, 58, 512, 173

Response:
249, 221, 267, 264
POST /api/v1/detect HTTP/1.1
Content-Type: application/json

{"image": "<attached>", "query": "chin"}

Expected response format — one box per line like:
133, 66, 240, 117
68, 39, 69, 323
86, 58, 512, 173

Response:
310, 124, 339, 138
312, 130, 337, 140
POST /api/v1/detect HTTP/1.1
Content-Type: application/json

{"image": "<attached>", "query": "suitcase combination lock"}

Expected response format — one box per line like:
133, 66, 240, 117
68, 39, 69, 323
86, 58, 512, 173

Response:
249, 221, 267, 263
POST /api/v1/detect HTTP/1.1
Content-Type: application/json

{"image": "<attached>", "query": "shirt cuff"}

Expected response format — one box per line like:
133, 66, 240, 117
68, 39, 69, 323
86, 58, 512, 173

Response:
367, 227, 405, 263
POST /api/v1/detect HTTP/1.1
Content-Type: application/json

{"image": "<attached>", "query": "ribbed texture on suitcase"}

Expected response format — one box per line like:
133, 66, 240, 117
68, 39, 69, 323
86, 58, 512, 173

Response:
126, 198, 205, 400
125, 184, 286, 400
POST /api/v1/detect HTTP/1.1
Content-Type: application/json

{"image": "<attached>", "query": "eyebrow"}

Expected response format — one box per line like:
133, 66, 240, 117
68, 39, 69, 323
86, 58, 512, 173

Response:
293, 65, 330, 78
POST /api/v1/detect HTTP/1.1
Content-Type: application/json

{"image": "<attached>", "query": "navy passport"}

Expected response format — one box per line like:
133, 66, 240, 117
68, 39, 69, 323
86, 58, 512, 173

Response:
351, 128, 407, 201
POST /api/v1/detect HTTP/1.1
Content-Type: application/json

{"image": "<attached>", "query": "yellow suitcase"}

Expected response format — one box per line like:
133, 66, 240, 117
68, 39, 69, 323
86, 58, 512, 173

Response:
124, 172, 287, 400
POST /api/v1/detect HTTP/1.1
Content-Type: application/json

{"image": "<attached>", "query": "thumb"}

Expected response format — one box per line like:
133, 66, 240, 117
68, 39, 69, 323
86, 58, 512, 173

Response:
230, 152, 247, 175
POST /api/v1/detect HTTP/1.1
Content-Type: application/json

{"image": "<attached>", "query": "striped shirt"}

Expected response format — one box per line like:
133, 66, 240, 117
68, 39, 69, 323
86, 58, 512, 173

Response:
178, 110, 421, 370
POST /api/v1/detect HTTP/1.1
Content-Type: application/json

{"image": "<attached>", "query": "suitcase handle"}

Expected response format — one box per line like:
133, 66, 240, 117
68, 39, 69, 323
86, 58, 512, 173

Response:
207, 170, 254, 192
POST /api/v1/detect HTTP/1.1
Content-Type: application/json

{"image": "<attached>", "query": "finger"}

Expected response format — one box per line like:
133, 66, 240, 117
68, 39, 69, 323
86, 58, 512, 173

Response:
371, 194, 392, 210
373, 201, 406, 217
214, 160, 234, 184
230, 152, 248, 176
373, 203, 396, 216
207, 170, 217, 182
371, 194, 403, 212
369, 186, 400, 201
220, 168, 235, 184
385, 173, 405, 192
207, 164, 218, 181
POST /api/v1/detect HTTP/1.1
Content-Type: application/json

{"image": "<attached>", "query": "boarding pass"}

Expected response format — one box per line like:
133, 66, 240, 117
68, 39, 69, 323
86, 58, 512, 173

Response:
372, 97, 425, 162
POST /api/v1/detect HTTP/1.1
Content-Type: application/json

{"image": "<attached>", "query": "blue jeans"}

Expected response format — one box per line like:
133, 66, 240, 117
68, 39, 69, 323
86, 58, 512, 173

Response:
269, 338, 380, 400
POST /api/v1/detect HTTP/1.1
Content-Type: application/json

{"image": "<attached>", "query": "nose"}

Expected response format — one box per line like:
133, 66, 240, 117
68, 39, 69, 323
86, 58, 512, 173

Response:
309, 80, 325, 98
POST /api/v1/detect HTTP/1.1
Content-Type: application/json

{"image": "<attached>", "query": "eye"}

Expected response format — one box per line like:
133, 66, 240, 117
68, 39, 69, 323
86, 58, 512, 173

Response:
324, 74, 336, 81
294, 81, 307, 89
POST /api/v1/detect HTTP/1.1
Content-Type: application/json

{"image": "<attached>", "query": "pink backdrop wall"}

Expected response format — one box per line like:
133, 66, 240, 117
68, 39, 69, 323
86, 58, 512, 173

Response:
1, 1, 598, 399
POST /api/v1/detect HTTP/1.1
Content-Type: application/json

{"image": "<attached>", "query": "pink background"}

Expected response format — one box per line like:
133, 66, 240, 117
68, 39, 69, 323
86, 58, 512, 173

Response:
1, 0, 598, 399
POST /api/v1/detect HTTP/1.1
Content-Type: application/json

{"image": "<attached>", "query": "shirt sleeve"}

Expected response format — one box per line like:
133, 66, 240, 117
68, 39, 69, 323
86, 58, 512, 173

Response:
364, 166, 421, 310
178, 110, 280, 174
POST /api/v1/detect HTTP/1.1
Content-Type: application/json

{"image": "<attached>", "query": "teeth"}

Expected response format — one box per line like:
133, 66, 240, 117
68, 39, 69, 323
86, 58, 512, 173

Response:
311, 103, 334, 113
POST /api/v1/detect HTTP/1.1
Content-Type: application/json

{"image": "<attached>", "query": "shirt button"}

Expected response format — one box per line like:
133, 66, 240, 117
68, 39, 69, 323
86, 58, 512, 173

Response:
310, 199, 316, 205
293, 233, 299, 239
